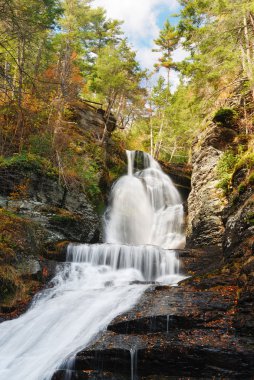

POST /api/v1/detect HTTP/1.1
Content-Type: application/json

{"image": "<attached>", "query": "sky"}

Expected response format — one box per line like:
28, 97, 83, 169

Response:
92, 0, 188, 90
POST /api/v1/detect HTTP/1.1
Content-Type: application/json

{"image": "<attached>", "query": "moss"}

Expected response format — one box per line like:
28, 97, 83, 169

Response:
216, 150, 238, 193
50, 214, 79, 224
0, 153, 58, 178
212, 108, 238, 128
247, 171, 254, 185
217, 146, 254, 194
0, 265, 23, 299
246, 212, 254, 225
234, 152, 254, 172
238, 183, 247, 194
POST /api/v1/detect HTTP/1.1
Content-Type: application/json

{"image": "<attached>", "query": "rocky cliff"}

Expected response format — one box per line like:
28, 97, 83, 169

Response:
187, 124, 237, 247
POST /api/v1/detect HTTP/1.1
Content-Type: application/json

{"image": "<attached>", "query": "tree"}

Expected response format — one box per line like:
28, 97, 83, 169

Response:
89, 39, 147, 142
153, 20, 179, 89
0, 0, 62, 151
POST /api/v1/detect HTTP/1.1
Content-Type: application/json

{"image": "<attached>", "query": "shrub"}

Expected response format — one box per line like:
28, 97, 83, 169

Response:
216, 150, 238, 192
29, 133, 53, 158
234, 152, 254, 171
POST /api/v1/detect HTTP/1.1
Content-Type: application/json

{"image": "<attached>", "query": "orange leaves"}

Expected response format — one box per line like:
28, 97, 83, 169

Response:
9, 179, 30, 201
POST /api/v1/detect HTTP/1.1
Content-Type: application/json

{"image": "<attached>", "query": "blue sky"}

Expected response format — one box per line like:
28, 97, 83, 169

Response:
92, 0, 187, 90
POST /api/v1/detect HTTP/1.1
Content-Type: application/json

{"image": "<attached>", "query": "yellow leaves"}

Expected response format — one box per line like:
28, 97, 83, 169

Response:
9, 179, 30, 201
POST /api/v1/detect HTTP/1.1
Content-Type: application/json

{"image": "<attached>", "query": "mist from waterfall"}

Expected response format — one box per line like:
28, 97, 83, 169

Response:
0, 150, 185, 380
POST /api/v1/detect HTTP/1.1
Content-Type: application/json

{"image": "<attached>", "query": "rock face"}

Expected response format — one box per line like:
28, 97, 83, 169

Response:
0, 164, 101, 318
187, 120, 254, 334
0, 166, 100, 246
187, 124, 236, 247
222, 169, 254, 335
70, 101, 117, 140
159, 162, 191, 201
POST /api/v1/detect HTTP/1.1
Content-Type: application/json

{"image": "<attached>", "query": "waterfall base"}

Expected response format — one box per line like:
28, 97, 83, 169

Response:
54, 247, 254, 380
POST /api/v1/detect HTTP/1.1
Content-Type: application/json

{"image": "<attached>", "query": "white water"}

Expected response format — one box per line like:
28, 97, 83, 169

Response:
105, 150, 186, 249
0, 150, 185, 380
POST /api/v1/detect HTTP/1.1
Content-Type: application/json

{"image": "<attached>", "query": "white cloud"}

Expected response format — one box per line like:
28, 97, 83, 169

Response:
172, 45, 189, 63
92, 0, 186, 91
93, 0, 179, 46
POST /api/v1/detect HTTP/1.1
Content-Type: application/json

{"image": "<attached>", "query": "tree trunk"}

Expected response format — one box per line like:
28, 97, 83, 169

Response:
243, 14, 252, 80
154, 112, 165, 159
169, 140, 177, 163
150, 118, 154, 157
101, 92, 117, 144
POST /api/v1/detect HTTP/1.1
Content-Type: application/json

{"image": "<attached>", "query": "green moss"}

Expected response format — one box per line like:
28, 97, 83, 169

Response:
212, 107, 238, 128
0, 153, 58, 178
248, 172, 254, 184
217, 145, 254, 194
234, 152, 254, 172
216, 150, 238, 192
50, 214, 79, 224
238, 183, 246, 194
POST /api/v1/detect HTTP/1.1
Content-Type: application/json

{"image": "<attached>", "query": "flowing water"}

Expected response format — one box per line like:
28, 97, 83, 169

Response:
0, 150, 185, 380
105, 150, 185, 249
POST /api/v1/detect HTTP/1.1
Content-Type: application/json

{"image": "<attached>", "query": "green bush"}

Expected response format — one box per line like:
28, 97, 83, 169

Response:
234, 152, 254, 171
216, 150, 238, 192
29, 133, 53, 158
217, 145, 254, 194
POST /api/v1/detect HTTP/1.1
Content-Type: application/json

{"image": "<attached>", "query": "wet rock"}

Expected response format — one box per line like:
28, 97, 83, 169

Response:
159, 162, 191, 201
75, 329, 254, 379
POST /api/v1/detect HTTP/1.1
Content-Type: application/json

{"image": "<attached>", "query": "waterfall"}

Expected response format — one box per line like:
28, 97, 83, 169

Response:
0, 150, 185, 380
105, 150, 185, 249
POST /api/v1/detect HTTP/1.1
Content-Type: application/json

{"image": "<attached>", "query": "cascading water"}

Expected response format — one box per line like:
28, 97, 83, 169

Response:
105, 150, 185, 249
0, 150, 185, 380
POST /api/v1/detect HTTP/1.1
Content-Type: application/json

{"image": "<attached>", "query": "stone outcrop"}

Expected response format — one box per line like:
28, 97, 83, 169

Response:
221, 167, 254, 335
70, 101, 117, 140
0, 163, 101, 318
187, 120, 254, 334
0, 166, 100, 246
159, 162, 191, 201
187, 124, 237, 247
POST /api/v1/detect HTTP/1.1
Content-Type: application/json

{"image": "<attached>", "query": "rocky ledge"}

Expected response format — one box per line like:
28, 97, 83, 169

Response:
0, 163, 101, 319
52, 248, 254, 380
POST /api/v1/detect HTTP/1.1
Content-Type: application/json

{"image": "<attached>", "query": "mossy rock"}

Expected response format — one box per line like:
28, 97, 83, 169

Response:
212, 108, 238, 129
0, 265, 23, 299
0, 153, 58, 179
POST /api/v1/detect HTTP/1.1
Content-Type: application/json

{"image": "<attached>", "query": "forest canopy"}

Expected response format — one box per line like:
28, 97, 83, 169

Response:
0, 0, 253, 167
